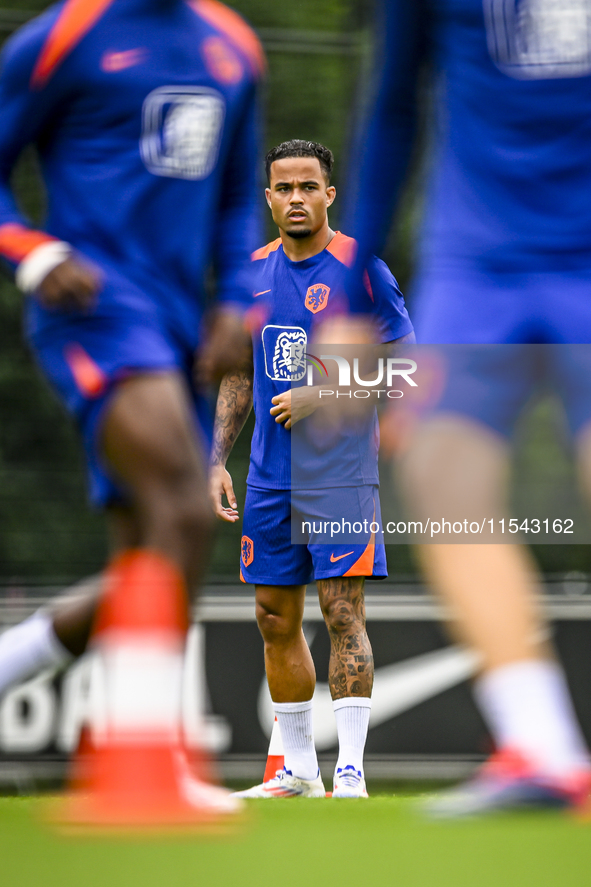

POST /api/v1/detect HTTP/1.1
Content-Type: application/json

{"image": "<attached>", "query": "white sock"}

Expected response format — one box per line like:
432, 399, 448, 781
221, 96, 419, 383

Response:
475, 659, 590, 779
333, 697, 371, 775
273, 700, 319, 781
0, 611, 71, 697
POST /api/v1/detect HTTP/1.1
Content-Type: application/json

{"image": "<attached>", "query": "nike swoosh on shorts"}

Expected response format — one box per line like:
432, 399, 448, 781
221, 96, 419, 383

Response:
329, 551, 355, 563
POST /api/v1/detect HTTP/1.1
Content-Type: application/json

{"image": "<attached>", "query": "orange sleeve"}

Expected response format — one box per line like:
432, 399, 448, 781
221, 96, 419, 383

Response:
0, 223, 58, 264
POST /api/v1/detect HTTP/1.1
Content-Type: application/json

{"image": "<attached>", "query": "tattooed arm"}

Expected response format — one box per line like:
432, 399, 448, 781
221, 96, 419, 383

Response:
210, 353, 254, 522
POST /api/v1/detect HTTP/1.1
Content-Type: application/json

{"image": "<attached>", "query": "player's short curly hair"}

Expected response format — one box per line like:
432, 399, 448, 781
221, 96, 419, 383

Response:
265, 140, 334, 184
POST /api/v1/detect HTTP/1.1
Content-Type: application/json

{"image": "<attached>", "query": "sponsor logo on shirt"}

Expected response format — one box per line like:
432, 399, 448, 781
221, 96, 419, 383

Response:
140, 86, 225, 180
484, 0, 591, 79
262, 325, 308, 381
305, 283, 330, 314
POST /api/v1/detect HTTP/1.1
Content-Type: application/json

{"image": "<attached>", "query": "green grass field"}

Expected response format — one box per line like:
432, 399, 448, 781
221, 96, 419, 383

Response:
2, 789, 591, 887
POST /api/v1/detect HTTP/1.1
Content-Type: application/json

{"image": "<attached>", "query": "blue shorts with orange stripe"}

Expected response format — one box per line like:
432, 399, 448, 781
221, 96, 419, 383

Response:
29, 294, 210, 507
240, 484, 387, 585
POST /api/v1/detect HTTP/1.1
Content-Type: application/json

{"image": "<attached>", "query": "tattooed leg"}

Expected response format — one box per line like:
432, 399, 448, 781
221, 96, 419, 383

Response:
317, 577, 374, 699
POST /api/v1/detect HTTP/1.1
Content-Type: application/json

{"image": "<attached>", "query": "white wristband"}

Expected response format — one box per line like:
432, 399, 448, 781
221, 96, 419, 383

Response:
15, 240, 72, 293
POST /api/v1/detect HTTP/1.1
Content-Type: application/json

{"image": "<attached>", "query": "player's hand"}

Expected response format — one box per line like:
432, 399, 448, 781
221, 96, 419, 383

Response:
209, 463, 240, 522
196, 306, 251, 388
309, 315, 382, 431
313, 313, 378, 346
270, 387, 319, 429
36, 257, 102, 311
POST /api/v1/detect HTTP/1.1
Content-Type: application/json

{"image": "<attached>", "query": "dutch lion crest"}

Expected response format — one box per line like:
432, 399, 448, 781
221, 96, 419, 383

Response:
305, 283, 330, 314
241, 535, 254, 567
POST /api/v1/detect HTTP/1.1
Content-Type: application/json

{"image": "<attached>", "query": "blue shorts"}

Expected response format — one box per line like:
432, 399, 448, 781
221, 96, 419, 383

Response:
411, 267, 591, 436
240, 484, 387, 585
412, 266, 591, 345
29, 296, 210, 507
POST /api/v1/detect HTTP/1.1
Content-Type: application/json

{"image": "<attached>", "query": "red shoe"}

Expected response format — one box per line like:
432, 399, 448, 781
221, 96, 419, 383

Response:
422, 748, 591, 819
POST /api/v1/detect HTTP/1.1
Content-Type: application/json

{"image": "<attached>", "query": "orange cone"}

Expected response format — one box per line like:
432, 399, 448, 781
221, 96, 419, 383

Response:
263, 716, 285, 782
63, 550, 230, 827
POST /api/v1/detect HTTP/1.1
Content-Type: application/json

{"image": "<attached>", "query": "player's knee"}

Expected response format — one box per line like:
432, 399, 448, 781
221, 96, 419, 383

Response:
256, 602, 298, 644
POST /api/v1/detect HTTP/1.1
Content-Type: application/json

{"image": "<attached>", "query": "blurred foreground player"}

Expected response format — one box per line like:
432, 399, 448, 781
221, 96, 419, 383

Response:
210, 140, 413, 798
0, 0, 264, 815
344, 0, 591, 814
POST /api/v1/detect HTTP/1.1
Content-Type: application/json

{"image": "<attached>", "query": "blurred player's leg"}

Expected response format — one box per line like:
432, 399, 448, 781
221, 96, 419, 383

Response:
416, 543, 544, 670
0, 373, 213, 689
56, 371, 214, 640
0, 609, 72, 695
317, 577, 372, 799
0, 507, 143, 697
49, 506, 141, 656
2, 506, 141, 679
0, 371, 239, 814
75, 371, 239, 816
101, 372, 214, 588
402, 416, 590, 815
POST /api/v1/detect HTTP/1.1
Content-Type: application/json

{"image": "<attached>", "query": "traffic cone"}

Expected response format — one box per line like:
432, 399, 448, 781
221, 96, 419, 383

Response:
263, 716, 285, 782
63, 549, 231, 827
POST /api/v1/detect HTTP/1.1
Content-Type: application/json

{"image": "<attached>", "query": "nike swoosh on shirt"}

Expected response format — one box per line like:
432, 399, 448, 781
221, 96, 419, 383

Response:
329, 551, 355, 563
254, 289, 271, 297
258, 644, 481, 750
101, 48, 148, 73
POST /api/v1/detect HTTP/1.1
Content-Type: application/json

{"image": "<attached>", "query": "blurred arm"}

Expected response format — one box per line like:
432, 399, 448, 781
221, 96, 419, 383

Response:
0, 21, 99, 308
213, 76, 264, 312
198, 71, 265, 385
343, 0, 429, 310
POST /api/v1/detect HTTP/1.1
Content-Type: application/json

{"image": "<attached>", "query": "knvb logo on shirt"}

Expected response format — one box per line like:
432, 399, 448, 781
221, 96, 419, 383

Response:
305, 283, 330, 314
140, 86, 226, 179
483, 0, 591, 79
262, 325, 308, 381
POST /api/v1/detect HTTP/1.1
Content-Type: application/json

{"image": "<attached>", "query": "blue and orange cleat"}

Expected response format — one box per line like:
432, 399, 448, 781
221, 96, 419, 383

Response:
421, 749, 591, 819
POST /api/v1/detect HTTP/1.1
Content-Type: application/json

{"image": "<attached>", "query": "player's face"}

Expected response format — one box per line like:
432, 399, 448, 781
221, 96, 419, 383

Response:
266, 157, 336, 240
